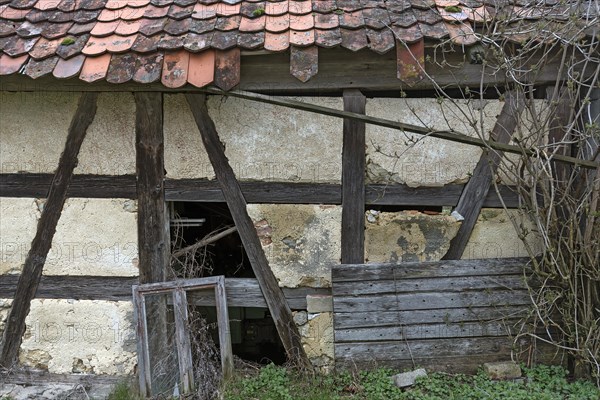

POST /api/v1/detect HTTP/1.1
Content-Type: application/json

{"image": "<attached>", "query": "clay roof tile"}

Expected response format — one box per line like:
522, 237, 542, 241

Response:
23, 54, 58, 77
132, 51, 163, 82
52, 52, 84, 77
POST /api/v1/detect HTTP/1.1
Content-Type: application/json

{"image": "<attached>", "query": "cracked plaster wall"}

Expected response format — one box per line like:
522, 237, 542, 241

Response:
0, 197, 137, 374
365, 98, 545, 187
0, 92, 135, 175
0, 198, 138, 276
365, 209, 535, 264
164, 94, 343, 182
248, 204, 341, 288
18, 299, 136, 375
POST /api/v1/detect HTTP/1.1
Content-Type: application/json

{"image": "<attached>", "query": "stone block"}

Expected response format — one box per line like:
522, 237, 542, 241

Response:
307, 295, 333, 313
483, 361, 522, 380
392, 368, 427, 388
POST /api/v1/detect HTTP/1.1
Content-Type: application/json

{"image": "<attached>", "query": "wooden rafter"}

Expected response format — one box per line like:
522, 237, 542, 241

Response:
184, 93, 312, 369
0, 93, 98, 368
442, 91, 525, 260
341, 89, 366, 264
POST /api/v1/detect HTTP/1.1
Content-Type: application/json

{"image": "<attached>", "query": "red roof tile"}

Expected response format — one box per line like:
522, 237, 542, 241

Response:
0, 0, 593, 89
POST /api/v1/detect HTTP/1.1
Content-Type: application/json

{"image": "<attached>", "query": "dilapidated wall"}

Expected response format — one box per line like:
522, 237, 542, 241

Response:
0, 91, 539, 374
0, 196, 138, 374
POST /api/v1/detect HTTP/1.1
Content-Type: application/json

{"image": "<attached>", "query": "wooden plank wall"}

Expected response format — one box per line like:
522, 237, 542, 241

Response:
332, 258, 553, 372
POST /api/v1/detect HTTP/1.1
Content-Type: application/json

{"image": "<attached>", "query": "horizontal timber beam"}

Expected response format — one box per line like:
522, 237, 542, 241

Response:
0, 48, 572, 94
0, 275, 329, 310
0, 174, 521, 207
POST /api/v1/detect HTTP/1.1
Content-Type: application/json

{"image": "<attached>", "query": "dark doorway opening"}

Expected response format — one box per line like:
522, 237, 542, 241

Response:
169, 202, 286, 365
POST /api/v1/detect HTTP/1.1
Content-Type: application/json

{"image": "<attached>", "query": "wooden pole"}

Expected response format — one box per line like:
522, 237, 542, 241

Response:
341, 89, 366, 264
134, 92, 168, 284
185, 94, 312, 369
0, 93, 98, 368
443, 91, 525, 260
134, 92, 170, 395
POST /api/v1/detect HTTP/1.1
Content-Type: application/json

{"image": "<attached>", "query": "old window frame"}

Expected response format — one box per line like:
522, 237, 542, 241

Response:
132, 276, 233, 397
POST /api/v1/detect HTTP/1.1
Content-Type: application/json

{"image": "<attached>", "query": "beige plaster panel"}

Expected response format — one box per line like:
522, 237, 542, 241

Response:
366, 98, 548, 187
299, 312, 334, 368
365, 211, 461, 263
74, 93, 136, 175
0, 92, 135, 175
19, 299, 136, 375
365, 98, 502, 187
365, 208, 537, 263
247, 204, 341, 288
164, 95, 343, 183
462, 209, 539, 259
0, 198, 138, 276
0, 92, 77, 173
0, 198, 39, 274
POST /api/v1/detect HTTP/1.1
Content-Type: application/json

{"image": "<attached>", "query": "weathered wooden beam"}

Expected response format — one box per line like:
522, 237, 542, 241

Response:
0, 47, 580, 94
0, 174, 523, 208
443, 91, 525, 260
0, 275, 330, 309
0, 93, 98, 368
185, 93, 312, 369
134, 92, 167, 284
341, 89, 366, 264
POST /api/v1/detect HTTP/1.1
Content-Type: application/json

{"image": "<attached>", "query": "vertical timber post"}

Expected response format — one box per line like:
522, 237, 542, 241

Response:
134, 92, 169, 394
341, 89, 366, 264
0, 93, 98, 368
185, 94, 312, 370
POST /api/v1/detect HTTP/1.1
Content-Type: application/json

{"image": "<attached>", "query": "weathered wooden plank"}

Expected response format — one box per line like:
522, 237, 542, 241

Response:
0, 276, 329, 309
0, 370, 123, 385
135, 92, 167, 284
443, 91, 525, 260
333, 275, 527, 296
0, 275, 136, 301
335, 320, 519, 342
333, 290, 530, 313
335, 350, 561, 373
341, 89, 366, 264
0, 174, 523, 208
333, 305, 531, 329
0, 93, 98, 369
132, 286, 151, 398
332, 258, 528, 282
214, 276, 234, 379
365, 183, 520, 207
185, 93, 311, 369
0, 174, 137, 198
166, 180, 342, 204
173, 289, 194, 394
334, 336, 521, 362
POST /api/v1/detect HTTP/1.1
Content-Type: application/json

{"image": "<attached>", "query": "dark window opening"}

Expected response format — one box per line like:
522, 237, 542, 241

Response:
169, 201, 286, 365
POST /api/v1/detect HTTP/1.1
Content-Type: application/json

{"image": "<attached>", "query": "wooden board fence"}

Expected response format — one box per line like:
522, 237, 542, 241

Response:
332, 258, 552, 372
